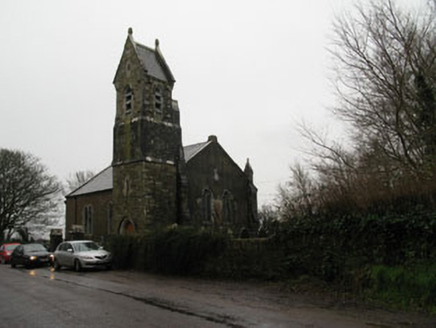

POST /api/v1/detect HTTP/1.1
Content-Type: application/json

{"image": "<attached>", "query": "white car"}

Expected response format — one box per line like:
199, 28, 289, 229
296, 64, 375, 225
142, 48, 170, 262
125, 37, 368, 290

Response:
53, 240, 112, 272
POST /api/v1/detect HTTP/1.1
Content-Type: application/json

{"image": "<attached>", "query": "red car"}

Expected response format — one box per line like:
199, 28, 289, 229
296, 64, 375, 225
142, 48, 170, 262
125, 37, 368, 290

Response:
0, 243, 21, 264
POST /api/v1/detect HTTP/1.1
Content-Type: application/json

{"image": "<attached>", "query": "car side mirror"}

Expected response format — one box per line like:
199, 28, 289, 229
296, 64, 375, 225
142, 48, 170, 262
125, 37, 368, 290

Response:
99, 246, 104, 250
67, 249, 73, 253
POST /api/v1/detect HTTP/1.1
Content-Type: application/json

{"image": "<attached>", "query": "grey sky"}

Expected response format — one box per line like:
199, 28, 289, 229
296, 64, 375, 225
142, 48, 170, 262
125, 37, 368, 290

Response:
0, 0, 351, 205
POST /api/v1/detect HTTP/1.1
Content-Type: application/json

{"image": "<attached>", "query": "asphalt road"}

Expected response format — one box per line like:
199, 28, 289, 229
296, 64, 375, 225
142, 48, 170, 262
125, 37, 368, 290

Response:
0, 264, 434, 328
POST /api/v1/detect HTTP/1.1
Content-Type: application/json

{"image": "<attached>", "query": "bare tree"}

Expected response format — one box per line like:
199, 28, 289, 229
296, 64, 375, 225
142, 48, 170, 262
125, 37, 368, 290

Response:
65, 170, 95, 194
280, 0, 436, 216
330, 0, 436, 179
275, 161, 320, 220
294, 123, 364, 214
258, 204, 280, 237
0, 149, 60, 240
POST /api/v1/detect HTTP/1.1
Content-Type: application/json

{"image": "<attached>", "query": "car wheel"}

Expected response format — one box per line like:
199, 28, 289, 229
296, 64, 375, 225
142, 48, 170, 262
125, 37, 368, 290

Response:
106, 264, 112, 271
11, 260, 16, 268
1, 257, 5, 265
74, 259, 82, 272
53, 259, 61, 271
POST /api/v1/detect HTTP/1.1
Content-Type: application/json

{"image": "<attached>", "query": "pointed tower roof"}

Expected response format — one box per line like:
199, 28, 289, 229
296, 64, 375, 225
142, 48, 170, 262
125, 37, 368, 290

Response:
114, 28, 175, 85
244, 158, 254, 182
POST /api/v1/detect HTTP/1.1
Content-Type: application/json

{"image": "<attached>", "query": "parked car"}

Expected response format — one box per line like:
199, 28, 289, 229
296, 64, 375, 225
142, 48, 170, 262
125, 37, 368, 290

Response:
0, 243, 21, 264
10, 243, 51, 269
53, 240, 112, 272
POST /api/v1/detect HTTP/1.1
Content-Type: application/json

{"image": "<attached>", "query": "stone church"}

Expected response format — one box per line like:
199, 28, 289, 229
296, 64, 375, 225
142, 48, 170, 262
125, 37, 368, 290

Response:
65, 28, 258, 239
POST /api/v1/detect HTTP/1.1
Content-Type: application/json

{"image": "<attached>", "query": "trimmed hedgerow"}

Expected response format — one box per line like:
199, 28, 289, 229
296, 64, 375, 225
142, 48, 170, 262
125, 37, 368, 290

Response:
105, 228, 228, 275
105, 228, 285, 280
104, 210, 436, 312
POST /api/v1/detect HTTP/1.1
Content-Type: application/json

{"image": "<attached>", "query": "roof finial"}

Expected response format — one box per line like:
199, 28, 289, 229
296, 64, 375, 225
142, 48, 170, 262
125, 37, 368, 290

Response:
128, 27, 133, 35
208, 135, 218, 143
155, 39, 160, 48
244, 158, 254, 182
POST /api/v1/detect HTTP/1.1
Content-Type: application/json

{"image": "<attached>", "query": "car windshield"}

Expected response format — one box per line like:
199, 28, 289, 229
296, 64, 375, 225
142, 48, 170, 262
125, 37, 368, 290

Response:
74, 242, 100, 252
6, 245, 18, 251
24, 244, 47, 252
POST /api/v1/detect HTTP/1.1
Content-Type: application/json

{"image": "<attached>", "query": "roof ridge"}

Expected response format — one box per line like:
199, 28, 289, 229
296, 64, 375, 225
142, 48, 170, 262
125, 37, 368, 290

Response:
134, 41, 155, 52
185, 140, 208, 148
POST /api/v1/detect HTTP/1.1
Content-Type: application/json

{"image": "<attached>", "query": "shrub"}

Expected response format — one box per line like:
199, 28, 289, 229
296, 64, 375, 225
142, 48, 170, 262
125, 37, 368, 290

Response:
105, 228, 229, 275
368, 263, 436, 312
151, 228, 228, 275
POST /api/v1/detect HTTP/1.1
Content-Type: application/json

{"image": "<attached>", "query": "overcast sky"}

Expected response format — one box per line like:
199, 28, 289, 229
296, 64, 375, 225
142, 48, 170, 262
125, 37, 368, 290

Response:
0, 0, 354, 206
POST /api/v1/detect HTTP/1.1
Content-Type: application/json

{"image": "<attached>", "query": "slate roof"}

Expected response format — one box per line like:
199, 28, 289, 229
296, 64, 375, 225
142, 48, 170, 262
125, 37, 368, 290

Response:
67, 140, 212, 197
183, 141, 211, 162
113, 30, 175, 85
135, 43, 170, 82
67, 166, 113, 197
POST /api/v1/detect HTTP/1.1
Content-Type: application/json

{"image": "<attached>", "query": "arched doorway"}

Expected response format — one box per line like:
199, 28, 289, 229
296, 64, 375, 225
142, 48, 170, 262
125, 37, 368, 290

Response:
119, 218, 136, 235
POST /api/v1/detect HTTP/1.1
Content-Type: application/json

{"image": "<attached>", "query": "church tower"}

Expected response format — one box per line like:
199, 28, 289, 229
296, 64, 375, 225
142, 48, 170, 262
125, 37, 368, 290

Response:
112, 28, 188, 234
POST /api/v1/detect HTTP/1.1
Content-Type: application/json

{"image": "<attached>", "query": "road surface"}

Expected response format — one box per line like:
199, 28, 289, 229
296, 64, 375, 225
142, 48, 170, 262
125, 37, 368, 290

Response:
0, 265, 434, 327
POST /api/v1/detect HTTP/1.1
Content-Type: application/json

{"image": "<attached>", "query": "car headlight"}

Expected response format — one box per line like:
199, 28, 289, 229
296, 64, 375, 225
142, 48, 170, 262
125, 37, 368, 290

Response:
30, 256, 37, 261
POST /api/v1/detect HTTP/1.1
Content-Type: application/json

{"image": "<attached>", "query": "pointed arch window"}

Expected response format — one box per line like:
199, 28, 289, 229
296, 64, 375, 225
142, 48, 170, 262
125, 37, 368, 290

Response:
222, 190, 234, 224
107, 202, 113, 235
124, 86, 133, 112
123, 177, 131, 199
125, 61, 131, 78
83, 205, 93, 235
202, 189, 213, 223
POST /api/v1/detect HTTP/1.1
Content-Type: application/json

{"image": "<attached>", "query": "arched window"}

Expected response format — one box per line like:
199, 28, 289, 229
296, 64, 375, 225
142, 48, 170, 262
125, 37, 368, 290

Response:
107, 202, 113, 235
124, 86, 133, 112
123, 177, 131, 199
83, 205, 93, 235
222, 190, 234, 224
119, 218, 136, 235
125, 61, 131, 77
154, 86, 163, 111
202, 189, 213, 223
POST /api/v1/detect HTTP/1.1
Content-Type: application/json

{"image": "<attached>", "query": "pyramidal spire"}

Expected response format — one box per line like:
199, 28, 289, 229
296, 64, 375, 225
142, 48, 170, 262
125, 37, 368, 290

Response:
244, 158, 253, 182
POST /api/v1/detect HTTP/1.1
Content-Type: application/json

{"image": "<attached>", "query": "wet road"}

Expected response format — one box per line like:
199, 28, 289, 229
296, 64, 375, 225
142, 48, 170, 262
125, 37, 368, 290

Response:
0, 265, 434, 328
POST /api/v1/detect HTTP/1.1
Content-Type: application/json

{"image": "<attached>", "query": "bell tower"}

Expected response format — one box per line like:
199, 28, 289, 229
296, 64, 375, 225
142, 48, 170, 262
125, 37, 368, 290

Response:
112, 28, 189, 233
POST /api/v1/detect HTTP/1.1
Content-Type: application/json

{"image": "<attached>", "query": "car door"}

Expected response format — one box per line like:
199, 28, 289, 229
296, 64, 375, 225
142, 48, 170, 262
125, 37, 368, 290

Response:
63, 243, 75, 267
55, 243, 66, 265
13, 246, 24, 265
56, 243, 71, 267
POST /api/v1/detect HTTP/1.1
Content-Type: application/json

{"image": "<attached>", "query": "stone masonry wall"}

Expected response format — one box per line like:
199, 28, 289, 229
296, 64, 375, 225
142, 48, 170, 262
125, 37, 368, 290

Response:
112, 161, 178, 234
185, 141, 255, 235
65, 190, 112, 240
